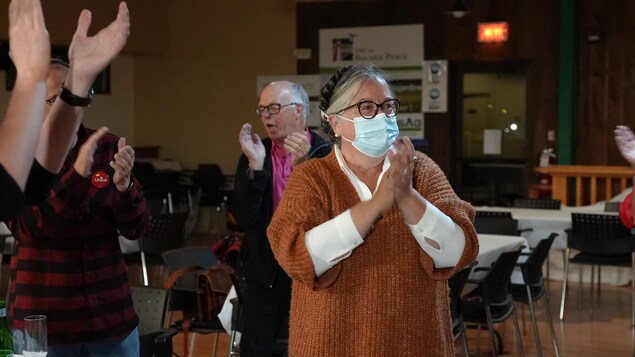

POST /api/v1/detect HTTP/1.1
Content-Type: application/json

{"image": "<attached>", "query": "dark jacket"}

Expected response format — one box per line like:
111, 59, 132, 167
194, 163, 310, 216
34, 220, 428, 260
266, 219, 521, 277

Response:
231, 130, 331, 287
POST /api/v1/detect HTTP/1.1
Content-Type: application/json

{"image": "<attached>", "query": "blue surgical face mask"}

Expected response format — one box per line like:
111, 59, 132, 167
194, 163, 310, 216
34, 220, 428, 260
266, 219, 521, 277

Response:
337, 112, 399, 157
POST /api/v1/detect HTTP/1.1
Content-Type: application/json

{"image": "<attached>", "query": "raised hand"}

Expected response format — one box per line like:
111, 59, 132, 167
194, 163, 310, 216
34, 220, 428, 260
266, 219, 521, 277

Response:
67, 1, 130, 91
615, 125, 635, 167
239, 123, 266, 170
110, 137, 135, 191
8, 0, 50, 83
386, 136, 416, 202
284, 132, 311, 166
73, 127, 109, 177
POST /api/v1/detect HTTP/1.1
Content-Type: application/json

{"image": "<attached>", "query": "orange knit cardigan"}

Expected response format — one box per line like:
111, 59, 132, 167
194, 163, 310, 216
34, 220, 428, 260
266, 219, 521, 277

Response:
268, 151, 478, 356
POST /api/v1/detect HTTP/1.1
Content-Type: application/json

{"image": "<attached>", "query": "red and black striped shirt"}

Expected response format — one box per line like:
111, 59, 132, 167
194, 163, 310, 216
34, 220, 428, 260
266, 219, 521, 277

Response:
7, 125, 150, 345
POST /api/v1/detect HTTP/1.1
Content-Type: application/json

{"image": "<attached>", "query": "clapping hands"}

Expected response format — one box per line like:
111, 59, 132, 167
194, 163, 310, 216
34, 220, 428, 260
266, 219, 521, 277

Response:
239, 123, 266, 170
615, 125, 635, 168
8, 0, 50, 84
67, 1, 130, 93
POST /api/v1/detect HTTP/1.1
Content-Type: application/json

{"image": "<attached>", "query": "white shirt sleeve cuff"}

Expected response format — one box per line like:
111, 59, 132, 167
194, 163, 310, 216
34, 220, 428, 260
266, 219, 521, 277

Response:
407, 200, 466, 268
305, 209, 364, 276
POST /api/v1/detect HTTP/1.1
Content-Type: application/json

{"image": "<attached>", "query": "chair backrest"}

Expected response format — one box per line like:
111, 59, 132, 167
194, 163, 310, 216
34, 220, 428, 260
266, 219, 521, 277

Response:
131, 285, 169, 336
193, 164, 226, 206
474, 216, 520, 236
130, 286, 173, 357
513, 198, 561, 210
475, 211, 513, 219
520, 233, 557, 286
481, 250, 522, 305
140, 212, 190, 256
448, 264, 474, 324
604, 201, 620, 213
161, 246, 220, 289
568, 213, 632, 255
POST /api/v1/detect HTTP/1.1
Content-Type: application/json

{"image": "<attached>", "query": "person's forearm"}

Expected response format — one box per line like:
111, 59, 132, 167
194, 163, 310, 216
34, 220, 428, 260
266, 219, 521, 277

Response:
350, 198, 385, 237
0, 76, 46, 190
35, 71, 93, 173
397, 187, 426, 225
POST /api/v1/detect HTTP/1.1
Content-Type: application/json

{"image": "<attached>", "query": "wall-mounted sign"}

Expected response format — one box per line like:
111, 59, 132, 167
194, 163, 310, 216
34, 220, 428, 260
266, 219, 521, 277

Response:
422, 60, 447, 113
319, 24, 423, 72
478, 22, 509, 43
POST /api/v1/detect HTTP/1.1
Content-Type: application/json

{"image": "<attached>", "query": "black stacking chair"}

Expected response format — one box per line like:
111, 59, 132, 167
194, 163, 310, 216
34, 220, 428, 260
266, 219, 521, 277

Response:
513, 198, 562, 210
510, 233, 560, 357
161, 246, 227, 357
135, 212, 189, 286
130, 285, 177, 357
448, 264, 474, 356
559, 213, 634, 326
475, 211, 513, 219
604, 201, 620, 213
462, 249, 525, 357
474, 215, 533, 237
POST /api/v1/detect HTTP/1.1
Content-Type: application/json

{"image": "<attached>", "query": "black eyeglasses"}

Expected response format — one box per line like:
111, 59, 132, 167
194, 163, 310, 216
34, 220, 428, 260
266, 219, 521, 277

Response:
336, 98, 400, 119
255, 102, 298, 116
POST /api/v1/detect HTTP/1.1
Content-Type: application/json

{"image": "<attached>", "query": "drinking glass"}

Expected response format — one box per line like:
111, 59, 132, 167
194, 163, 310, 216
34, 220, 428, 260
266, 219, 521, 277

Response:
23, 315, 46, 357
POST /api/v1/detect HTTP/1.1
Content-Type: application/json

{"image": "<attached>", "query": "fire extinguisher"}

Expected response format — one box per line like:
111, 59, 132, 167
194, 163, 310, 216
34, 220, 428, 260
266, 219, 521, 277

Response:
538, 147, 556, 185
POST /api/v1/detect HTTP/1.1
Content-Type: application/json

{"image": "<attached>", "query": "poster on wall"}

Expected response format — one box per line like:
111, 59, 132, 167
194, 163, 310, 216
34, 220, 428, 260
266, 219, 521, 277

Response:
256, 74, 323, 128
422, 60, 448, 113
319, 24, 424, 71
396, 112, 424, 140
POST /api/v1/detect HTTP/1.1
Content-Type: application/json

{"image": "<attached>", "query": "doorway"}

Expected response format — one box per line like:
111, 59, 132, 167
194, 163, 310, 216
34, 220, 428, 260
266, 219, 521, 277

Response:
453, 62, 529, 206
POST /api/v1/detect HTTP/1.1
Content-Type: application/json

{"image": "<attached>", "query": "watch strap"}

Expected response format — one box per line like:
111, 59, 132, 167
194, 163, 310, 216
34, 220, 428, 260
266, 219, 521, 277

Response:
59, 85, 94, 107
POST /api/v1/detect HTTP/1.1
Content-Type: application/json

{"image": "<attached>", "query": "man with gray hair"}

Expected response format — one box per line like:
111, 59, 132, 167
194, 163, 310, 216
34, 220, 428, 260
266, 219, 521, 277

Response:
231, 81, 330, 355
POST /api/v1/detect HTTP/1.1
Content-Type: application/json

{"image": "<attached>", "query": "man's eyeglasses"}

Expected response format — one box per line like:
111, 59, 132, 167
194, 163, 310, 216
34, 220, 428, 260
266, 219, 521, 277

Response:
336, 98, 400, 119
255, 102, 298, 116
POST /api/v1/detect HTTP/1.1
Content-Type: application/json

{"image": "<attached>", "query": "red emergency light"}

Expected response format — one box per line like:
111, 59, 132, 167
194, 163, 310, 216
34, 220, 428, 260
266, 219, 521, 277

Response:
478, 22, 509, 43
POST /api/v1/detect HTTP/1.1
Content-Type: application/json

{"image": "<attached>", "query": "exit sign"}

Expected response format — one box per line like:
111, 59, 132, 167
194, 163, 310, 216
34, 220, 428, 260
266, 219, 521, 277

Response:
478, 22, 509, 43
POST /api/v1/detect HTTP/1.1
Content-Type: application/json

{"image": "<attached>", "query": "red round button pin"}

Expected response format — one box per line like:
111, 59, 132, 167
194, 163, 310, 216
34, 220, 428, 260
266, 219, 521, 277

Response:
91, 171, 110, 188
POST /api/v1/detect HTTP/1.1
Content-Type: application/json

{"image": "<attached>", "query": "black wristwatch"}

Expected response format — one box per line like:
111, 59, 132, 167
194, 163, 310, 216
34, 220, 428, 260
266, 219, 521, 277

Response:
59, 85, 94, 107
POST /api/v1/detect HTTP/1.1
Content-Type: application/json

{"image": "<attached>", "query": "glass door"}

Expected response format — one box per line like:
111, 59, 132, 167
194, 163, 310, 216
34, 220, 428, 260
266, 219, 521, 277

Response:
456, 64, 529, 206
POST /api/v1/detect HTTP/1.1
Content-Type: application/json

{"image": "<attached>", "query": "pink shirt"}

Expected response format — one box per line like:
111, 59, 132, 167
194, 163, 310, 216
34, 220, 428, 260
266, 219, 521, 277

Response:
271, 129, 312, 210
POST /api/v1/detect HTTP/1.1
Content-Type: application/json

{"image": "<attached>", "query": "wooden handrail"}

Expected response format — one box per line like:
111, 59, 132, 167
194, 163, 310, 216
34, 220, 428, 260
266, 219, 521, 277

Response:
534, 165, 634, 206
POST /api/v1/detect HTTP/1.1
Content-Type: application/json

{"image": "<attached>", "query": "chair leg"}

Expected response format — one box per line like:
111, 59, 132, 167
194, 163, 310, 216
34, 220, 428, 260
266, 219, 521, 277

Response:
140, 251, 149, 287
484, 307, 499, 357
597, 265, 602, 299
546, 250, 551, 282
559, 248, 570, 320
460, 320, 470, 357
228, 330, 239, 357
526, 285, 543, 357
510, 302, 526, 357
542, 293, 561, 357
578, 264, 583, 309
212, 332, 219, 356
590, 265, 595, 313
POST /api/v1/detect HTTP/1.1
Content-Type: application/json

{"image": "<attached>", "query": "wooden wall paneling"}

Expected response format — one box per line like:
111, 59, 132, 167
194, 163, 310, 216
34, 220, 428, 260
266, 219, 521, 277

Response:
577, 0, 606, 165
605, 0, 626, 166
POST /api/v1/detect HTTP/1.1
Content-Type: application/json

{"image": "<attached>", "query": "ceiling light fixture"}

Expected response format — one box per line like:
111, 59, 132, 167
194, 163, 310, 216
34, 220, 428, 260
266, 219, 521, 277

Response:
447, 0, 470, 19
